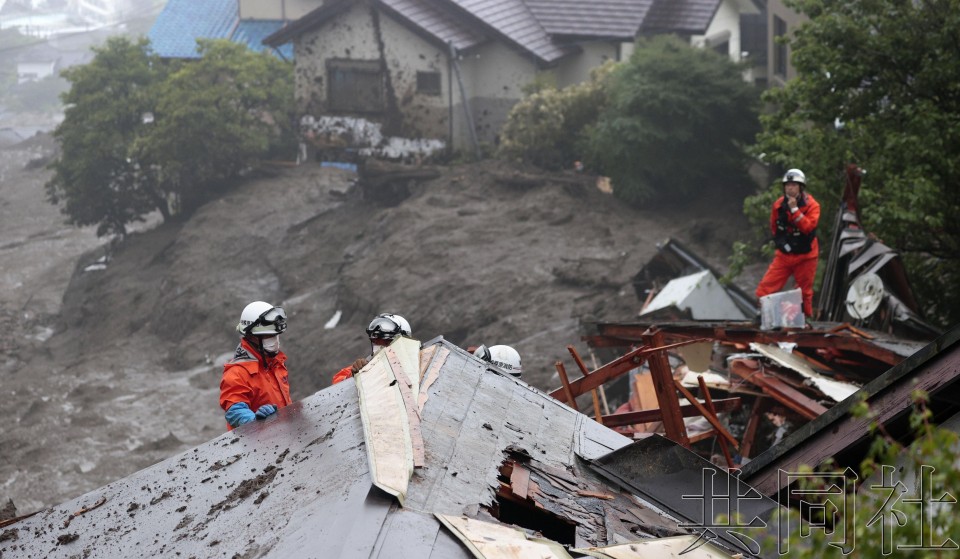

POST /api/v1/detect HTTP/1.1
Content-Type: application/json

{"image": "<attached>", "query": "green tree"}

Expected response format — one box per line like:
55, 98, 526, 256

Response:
136, 40, 296, 213
498, 64, 613, 170
587, 35, 760, 205
767, 392, 960, 558
46, 38, 295, 237
46, 37, 166, 237
749, 0, 960, 327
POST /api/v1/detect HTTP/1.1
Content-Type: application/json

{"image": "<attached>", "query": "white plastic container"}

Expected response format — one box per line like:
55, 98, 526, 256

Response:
759, 288, 805, 330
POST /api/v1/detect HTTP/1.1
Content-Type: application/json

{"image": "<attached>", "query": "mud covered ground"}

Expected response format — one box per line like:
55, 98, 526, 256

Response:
0, 137, 762, 514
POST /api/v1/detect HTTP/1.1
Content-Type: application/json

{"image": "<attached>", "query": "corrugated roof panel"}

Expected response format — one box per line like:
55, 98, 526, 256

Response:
640, 0, 722, 34
524, 0, 654, 38
147, 0, 239, 59
232, 19, 295, 59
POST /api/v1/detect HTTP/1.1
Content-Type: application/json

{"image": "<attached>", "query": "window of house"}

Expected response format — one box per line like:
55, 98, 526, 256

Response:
417, 71, 442, 96
327, 59, 384, 113
774, 16, 787, 78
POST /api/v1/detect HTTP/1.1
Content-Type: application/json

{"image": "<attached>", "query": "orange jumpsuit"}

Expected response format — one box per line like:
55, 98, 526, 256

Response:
220, 338, 291, 430
756, 192, 821, 317
332, 365, 353, 385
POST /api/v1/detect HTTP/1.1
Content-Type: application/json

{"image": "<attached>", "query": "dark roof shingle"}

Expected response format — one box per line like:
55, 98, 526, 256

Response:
640, 0, 722, 34
525, 0, 654, 38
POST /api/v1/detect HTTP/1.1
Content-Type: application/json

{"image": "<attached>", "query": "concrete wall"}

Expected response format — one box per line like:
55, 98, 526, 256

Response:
553, 41, 618, 88
239, 0, 322, 21
455, 41, 536, 146
293, 1, 450, 141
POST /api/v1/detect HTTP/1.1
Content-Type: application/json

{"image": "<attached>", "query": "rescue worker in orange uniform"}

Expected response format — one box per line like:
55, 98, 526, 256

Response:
332, 313, 412, 384
755, 168, 821, 317
220, 301, 292, 430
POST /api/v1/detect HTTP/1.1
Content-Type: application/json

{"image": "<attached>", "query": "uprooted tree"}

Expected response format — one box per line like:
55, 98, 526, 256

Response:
47, 38, 296, 238
747, 0, 960, 328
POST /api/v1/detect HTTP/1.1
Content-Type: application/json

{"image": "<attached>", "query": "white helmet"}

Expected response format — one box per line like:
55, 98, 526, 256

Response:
782, 168, 806, 186
474, 344, 522, 378
365, 313, 412, 341
236, 301, 287, 337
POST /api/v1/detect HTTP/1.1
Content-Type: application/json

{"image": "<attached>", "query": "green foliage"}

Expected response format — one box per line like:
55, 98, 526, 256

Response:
136, 40, 296, 212
498, 63, 613, 171
47, 38, 295, 237
748, 0, 960, 327
587, 35, 760, 206
771, 397, 960, 558
47, 37, 165, 237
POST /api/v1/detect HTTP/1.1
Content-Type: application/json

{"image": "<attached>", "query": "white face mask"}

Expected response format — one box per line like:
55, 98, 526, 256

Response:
261, 336, 280, 354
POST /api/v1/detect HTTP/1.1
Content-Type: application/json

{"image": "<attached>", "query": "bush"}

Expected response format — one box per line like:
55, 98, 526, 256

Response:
498, 63, 613, 171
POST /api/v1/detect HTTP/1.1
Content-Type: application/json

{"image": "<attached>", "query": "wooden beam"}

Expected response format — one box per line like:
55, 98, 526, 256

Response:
699, 375, 735, 468
728, 359, 828, 420
739, 398, 767, 459
548, 338, 709, 400
600, 397, 741, 427
554, 361, 579, 411
674, 379, 739, 449
588, 323, 904, 366
643, 329, 690, 447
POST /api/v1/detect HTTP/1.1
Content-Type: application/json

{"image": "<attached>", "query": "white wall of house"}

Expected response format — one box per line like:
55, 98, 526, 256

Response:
553, 41, 618, 88
239, 0, 322, 21
692, 0, 743, 62
456, 41, 536, 147
293, 1, 453, 142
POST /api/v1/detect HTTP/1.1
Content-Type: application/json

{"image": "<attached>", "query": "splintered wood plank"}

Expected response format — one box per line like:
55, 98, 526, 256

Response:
436, 514, 575, 559
419, 344, 438, 381
356, 339, 416, 504
389, 348, 426, 469
573, 535, 736, 558
509, 464, 531, 500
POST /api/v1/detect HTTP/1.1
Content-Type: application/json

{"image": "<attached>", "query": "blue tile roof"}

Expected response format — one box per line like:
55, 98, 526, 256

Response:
148, 0, 238, 59
232, 19, 294, 59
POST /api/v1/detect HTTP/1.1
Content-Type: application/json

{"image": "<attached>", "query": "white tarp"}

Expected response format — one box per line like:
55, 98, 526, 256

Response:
642, 270, 747, 320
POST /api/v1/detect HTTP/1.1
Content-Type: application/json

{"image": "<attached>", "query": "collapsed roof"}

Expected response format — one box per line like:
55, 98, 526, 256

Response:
2, 337, 780, 558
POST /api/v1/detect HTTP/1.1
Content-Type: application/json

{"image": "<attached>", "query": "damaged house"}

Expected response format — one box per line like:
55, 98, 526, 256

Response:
2, 336, 786, 558
262, 0, 761, 155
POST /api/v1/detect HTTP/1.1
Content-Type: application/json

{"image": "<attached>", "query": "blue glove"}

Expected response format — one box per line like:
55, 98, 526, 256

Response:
225, 402, 256, 428
255, 404, 278, 419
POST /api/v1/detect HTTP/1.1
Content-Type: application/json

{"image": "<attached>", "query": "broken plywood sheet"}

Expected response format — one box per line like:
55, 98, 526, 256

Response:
356, 337, 419, 504
391, 336, 422, 402
436, 514, 574, 559
574, 535, 734, 559
749, 343, 860, 402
